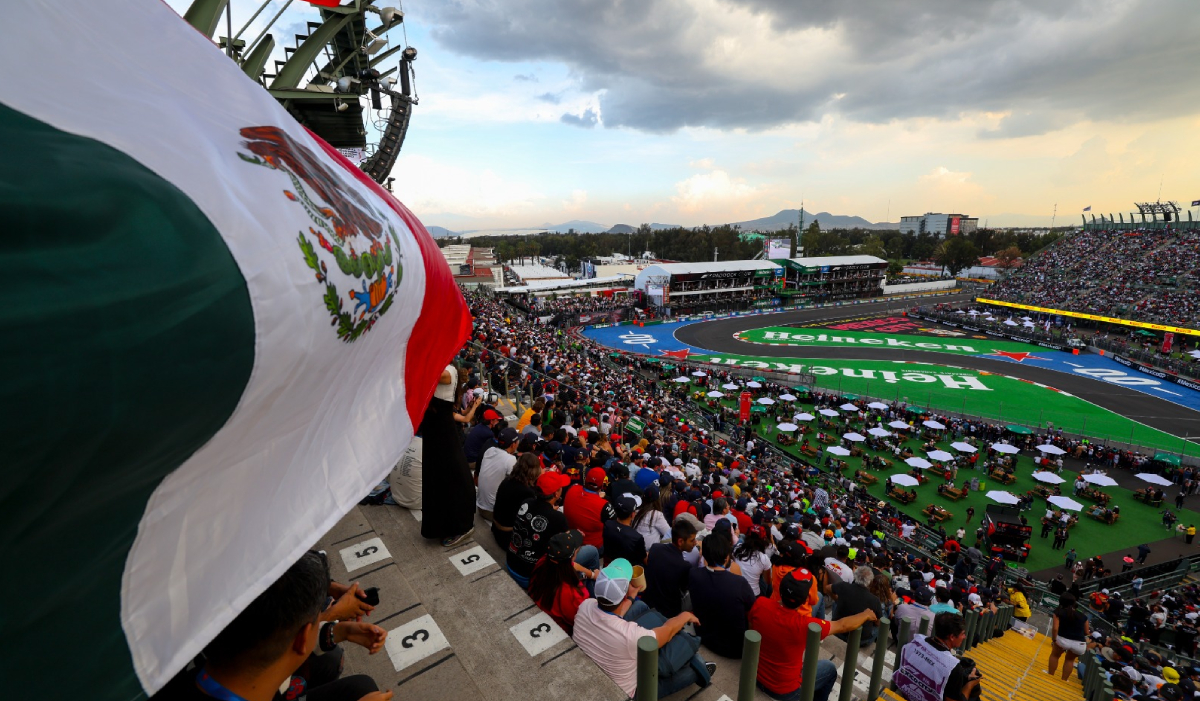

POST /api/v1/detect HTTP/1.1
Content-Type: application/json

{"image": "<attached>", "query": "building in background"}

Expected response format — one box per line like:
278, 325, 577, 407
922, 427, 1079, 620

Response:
898, 213, 979, 237
771, 255, 888, 301
633, 260, 782, 309
440, 244, 475, 276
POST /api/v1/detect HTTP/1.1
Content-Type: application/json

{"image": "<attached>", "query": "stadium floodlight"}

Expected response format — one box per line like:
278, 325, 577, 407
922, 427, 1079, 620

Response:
367, 6, 403, 26
335, 76, 357, 92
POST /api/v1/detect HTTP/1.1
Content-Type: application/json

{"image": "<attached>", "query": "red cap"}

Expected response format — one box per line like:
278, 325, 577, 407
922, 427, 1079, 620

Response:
586, 467, 608, 487
482, 408, 502, 421
536, 471, 572, 496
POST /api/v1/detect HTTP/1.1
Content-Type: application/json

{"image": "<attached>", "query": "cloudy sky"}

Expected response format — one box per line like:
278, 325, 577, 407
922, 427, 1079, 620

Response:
177, 0, 1199, 229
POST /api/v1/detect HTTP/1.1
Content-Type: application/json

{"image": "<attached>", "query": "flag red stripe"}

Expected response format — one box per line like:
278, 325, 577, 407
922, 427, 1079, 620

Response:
300, 0, 343, 7
304, 129, 472, 429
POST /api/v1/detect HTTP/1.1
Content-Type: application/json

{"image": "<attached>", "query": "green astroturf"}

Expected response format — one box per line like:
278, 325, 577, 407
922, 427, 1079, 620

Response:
674, 379, 1200, 572
683, 353, 1200, 459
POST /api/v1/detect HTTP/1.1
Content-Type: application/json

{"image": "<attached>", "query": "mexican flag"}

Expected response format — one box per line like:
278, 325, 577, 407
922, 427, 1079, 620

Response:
0, 2, 470, 698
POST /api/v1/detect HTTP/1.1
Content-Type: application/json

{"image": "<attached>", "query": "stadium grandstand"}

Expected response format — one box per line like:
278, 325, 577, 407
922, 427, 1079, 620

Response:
987, 228, 1200, 330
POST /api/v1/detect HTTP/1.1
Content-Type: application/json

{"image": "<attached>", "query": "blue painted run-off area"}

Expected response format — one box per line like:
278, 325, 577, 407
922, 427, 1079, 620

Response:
581, 321, 1200, 414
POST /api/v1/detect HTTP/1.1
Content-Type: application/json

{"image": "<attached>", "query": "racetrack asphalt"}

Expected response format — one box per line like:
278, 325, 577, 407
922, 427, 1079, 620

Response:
675, 294, 1200, 441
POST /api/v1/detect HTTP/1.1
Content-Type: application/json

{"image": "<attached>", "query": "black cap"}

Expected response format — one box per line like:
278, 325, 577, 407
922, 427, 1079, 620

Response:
912, 586, 934, 604
547, 531, 583, 563
544, 441, 562, 457
614, 494, 640, 517
497, 427, 519, 447
780, 569, 815, 609
778, 539, 809, 565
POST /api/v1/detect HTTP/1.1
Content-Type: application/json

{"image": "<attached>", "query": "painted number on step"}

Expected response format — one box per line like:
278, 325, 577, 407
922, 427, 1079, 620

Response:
510, 611, 568, 657
385, 614, 450, 672
339, 537, 390, 573
449, 545, 495, 576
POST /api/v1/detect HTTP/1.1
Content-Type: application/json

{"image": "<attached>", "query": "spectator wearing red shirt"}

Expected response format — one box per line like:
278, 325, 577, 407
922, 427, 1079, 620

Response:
564, 467, 617, 549
751, 570, 878, 701
527, 530, 598, 635
731, 498, 754, 533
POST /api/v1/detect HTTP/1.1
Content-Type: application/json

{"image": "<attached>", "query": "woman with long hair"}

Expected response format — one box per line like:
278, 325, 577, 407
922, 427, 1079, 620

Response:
734, 524, 774, 596
490, 452, 543, 552
868, 567, 898, 621
1047, 593, 1090, 681
632, 484, 671, 549
527, 531, 597, 636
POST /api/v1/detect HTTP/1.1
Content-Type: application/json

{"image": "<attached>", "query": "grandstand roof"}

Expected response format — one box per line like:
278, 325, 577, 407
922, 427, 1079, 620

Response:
494, 274, 632, 293
508, 264, 570, 281
787, 255, 887, 267
635, 260, 781, 276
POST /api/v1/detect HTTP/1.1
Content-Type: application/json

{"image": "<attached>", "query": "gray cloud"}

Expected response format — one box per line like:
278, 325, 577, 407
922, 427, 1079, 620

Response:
410, 0, 1200, 134
536, 91, 562, 104
560, 108, 599, 128
513, 73, 538, 82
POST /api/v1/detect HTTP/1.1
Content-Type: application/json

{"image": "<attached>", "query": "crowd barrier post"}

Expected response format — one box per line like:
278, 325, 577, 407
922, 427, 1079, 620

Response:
867, 617, 891, 701
799, 622, 824, 701
917, 617, 930, 639
962, 610, 978, 651
837, 627, 862, 701
897, 617, 913, 649
1084, 657, 1100, 700
737, 630, 761, 701
635, 637, 658, 701
1100, 682, 1115, 701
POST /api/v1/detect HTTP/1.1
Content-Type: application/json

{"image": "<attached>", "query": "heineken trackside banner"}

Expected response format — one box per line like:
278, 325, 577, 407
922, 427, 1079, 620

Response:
0, 3, 470, 699
734, 327, 1043, 357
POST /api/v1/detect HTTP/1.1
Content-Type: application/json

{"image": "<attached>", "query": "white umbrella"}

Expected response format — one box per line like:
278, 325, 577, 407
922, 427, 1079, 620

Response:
869, 427, 892, 437
1189, 350, 1200, 359
706, 391, 725, 398
757, 397, 776, 405
1020, 316, 1033, 321
1036, 444, 1067, 455
777, 423, 799, 433
795, 413, 816, 422
951, 442, 977, 453
906, 457, 934, 469
1048, 496, 1084, 512
1004, 319, 1018, 326
1032, 471, 1065, 484
923, 420, 946, 430
673, 376, 691, 383
722, 383, 740, 390
927, 450, 954, 461
986, 491, 1020, 505
840, 403, 860, 412
1023, 321, 1035, 328
891, 474, 920, 487
955, 310, 966, 314
691, 370, 708, 377
1083, 473, 1118, 487
968, 310, 980, 316
819, 409, 840, 417
779, 394, 797, 401
889, 420, 911, 430
991, 443, 1020, 454
1136, 473, 1174, 487
827, 446, 851, 456
843, 432, 867, 442
747, 381, 762, 388
868, 402, 889, 410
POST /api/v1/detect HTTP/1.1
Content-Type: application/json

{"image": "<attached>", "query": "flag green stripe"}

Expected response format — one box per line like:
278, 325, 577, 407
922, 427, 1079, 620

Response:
0, 104, 255, 698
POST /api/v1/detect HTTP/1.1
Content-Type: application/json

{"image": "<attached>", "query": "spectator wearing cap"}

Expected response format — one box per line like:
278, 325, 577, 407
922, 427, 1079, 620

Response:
508, 471, 591, 589
643, 519, 698, 617
830, 566, 884, 646
604, 494, 648, 567
464, 407, 503, 476
476, 427, 520, 522
731, 497, 754, 533
894, 585, 936, 641
689, 531, 756, 658
632, 484, 671, 549
528, 531, 598, 635
491, 453, 542, 552
607, 462, 638, 504
573, 559, 713, 699
768, 539, 811, 606
564, 467, 618, 551
751, 569, 878, 701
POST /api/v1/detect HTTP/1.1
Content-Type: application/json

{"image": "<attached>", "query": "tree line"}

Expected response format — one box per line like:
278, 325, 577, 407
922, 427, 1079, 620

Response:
448, 222, 1068, 277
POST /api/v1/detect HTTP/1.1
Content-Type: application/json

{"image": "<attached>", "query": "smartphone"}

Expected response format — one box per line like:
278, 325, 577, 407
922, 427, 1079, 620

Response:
362, 586, 380, 606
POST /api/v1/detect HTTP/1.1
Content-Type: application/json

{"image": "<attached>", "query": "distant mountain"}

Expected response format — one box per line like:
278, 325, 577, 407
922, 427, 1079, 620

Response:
537, 220, 609, 233
608, 224, 636, 234
426, 225, 454, 238
731, 209, 891, 231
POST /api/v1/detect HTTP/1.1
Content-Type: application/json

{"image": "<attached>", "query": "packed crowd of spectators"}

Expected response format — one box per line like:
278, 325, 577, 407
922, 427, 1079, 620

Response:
989, 229, 1200, 329
167, 284, 1200, 701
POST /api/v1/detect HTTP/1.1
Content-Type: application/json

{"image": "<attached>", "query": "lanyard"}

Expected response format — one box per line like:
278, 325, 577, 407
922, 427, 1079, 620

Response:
195, 669, 250, 701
